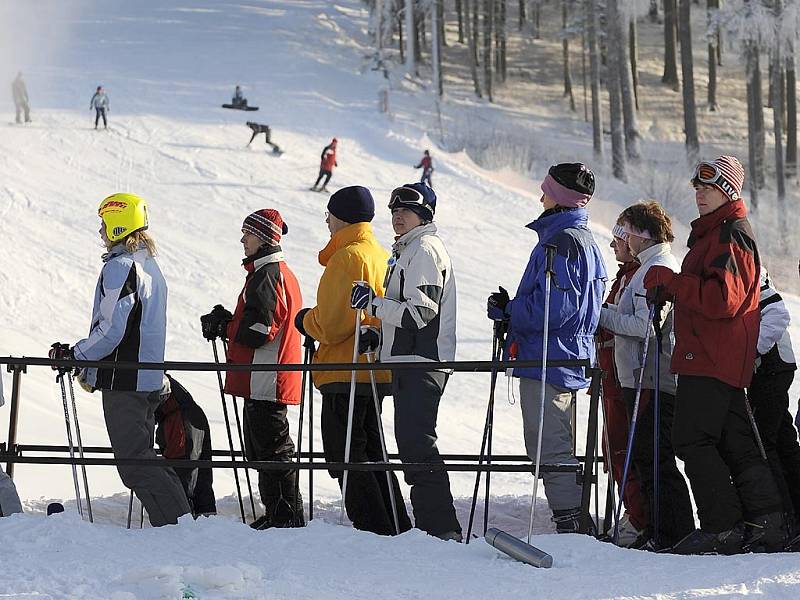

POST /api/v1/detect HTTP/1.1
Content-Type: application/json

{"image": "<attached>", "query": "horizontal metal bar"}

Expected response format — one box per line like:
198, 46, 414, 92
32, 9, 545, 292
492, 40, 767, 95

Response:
0, 454, 583, 473
1, 356, 594, 373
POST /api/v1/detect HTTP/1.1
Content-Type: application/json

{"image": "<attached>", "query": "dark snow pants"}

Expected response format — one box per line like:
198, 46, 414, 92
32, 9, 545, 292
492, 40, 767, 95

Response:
313, 169, 332, 189
392, 370, 461, 536
749, 369, 800, 531
322, 390, 412, 535
622, 388, 694, 547
672, 375, 783, 533
242, 399, 304, 526
95, 107, 107, 128
420, 169, 432, 187
102, 390, 191, 526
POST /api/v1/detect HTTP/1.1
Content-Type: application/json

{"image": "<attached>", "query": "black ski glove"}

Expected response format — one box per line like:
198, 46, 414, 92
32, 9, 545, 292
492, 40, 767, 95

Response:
200, 305, 233, 341
487, 286, 511, 321
48, 342, 77, 374
358, 326, 380, 355
294, 308, 315, 340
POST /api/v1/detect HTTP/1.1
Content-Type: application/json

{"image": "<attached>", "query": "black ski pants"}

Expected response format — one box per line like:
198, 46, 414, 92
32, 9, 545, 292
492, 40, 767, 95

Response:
672, 375, 783, 533
313, 169, 332, 189
392, 369, 461, 536
322, 391, 412, 535
419, 169, 432, 187
623, 388, 694, 547
749, 369, 800, 531
242, 399, 303, 526
95, 107, 107, 128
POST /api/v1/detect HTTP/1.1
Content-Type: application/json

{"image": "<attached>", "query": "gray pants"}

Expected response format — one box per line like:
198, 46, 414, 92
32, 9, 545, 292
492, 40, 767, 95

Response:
102, 390, 190, 526
0, 469, 22, 516
519, 378, 581, 510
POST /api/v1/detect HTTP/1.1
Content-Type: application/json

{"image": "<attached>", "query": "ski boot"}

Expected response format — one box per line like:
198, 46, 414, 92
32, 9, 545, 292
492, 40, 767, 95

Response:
742, 512, 788, 553
665, 524, 744, 555
551, 508, 597, 535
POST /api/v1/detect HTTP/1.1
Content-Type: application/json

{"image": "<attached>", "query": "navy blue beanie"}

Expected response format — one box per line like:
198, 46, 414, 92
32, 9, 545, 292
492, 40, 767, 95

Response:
327, 186, 375, 224
394, 182, 436, 222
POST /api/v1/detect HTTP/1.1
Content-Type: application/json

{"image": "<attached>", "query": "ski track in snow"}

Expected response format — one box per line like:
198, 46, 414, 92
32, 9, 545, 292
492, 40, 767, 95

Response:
1, 0, 800, 598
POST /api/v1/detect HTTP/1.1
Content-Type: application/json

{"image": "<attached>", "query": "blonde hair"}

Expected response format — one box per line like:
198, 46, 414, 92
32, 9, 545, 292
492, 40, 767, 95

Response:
124, 230, 157, 256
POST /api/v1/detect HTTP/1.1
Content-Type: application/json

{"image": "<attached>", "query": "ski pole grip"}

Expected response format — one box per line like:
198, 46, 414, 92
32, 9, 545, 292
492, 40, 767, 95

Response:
485, 527, 553, 568
543, 244, 557, 275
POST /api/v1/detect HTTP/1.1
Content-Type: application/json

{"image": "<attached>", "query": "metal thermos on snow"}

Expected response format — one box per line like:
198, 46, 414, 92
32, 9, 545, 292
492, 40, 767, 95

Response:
485, 527, 553, 569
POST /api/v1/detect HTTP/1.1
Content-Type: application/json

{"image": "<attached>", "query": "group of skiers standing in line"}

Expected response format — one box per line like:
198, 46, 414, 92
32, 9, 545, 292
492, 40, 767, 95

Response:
7, 152, 800, 557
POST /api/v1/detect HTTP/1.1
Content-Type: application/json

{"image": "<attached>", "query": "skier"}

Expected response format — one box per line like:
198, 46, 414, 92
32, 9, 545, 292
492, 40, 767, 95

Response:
294, 185, 411, 535
11, 72, 30, 124
644, 155, 786, 554
748, 268, 800, 543
48, 193, 191, 527
414, 150, 434, 187
245, 121, 281, 154
0, 374, 23, 517
200, 208, 305, 530
155, 374, 217, 517
232, 85, 246, 107
89, 85, 109, 129
311, 138, 337, 192
595, 221, 648, 545
599, 202, 694, 550
486, 162, 607, 534
350, 183, 461, 541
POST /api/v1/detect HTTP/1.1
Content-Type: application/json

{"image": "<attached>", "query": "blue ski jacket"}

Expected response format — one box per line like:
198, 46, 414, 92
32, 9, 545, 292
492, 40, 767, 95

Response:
506, 208, 607, 390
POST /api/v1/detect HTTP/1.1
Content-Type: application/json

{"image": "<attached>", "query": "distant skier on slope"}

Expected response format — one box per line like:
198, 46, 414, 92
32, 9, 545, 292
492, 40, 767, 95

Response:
311, 138, 337, 192
12, 72, 31, 124
246, 121, 281, 154
89, 85, 109, 129
414, 150, 433, 187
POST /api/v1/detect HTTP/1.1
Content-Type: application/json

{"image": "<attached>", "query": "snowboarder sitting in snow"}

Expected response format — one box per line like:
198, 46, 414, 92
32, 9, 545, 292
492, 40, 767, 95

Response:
311, 138, 337, 192
245, 121, 281, 154
232, 85, 247, 108
200, 209, 305, 530
89, 85, 109, 129
414, 150, 433, 187
155, 375, 217, 517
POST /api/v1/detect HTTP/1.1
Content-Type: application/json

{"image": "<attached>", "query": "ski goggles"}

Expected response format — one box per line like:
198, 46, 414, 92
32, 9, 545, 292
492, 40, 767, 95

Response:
692, 162, 739, 200
388, 186, 432, 212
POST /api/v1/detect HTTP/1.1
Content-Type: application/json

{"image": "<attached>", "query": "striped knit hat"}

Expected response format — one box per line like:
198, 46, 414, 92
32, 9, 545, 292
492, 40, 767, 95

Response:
242, 208, 288, 247
693, 155, 745, 202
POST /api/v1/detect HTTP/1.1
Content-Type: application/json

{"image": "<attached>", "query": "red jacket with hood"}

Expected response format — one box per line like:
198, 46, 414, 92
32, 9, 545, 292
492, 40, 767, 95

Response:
320, 140, 337, 172
668, 199, 761, 389
224, 246, 302, 404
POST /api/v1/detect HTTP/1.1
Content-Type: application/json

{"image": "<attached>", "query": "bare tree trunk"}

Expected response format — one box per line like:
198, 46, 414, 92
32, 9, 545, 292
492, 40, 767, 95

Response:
649, 0, 659, 21
607, 0, 627, 179
746, 41, 766, 206
457, 0, 465, 43
432, 0, 443, 96
519, 0, 526, 29
498, 0, 507, 81
405, 0, 416, 73
772, 0, 786, 204
609, 0, 640, 159
707, 0, 719, 111
663, 0, 680, 89
439, 0, 447, 47
582, 13, 588, 121
563, 0, 576, 111
629, 18, 640, 111
786, 44, 797, 178
484, 0, 494, 102
534, 0, 541, 39
678, 0, 699, 160
465, 0, 483, 97
399, 12, 405, 63
588, 0, 603, 157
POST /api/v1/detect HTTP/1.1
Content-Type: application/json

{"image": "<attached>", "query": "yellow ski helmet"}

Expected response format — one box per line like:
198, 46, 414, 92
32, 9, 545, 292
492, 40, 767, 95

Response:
98, 193, 149, 242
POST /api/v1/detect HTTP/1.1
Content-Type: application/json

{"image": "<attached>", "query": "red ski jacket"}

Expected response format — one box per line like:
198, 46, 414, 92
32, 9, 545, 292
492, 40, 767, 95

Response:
224, 246, 302, 404
320, 142, 337, 172
669, 200, 761, 389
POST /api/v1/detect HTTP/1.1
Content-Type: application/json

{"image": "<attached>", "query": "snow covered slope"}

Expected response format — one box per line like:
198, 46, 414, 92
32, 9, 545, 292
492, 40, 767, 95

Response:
1, 1, 800, 598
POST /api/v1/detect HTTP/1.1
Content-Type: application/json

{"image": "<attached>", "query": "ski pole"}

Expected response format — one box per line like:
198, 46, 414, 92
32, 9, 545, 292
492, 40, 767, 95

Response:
339, 297, 363, 525
366, 351, 401, 535
222, 340, 258, 521
56, 373, 84, 519
613, 302, 657, 544
210, 339, 246, 524
66, 373, 93, 523
295, 340, 314, 524
652, 305, 664, 548
528, 244, 556, 544
126, 490, 134, 529
309, 343, 315, 522
744, 392, 768, 462
484, 322, 508, 536
466, 320, 504, 543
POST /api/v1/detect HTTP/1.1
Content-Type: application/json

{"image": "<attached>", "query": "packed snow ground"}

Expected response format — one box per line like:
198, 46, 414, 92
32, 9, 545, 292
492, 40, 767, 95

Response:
1, 1, 800, 598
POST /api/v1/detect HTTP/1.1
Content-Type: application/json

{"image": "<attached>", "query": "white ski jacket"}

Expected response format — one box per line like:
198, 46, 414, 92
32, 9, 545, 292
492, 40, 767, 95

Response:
756, 267, 796, 372
369, 222, 457, 368
599, 242, 679, 394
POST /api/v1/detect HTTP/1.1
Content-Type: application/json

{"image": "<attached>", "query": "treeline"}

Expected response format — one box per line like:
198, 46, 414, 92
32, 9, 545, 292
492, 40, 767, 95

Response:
363, 0, 800, 212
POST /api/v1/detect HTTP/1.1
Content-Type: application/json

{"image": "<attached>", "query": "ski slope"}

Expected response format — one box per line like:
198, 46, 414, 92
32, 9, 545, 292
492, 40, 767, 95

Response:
1, 1, 800, 598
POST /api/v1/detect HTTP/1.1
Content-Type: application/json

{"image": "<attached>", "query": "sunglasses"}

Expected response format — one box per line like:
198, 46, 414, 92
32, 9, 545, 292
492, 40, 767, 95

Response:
389, 186, 430, 211
692, 162, 739, 200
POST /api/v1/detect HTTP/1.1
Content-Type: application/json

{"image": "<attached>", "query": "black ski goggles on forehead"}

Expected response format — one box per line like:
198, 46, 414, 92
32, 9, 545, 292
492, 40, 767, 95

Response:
389, 186, 431, 211
692, 162, 739, 200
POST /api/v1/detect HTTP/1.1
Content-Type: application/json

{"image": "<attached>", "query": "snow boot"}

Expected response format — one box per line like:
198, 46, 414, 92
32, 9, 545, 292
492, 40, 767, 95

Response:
665, 524, 744, 555
742, 512, 788, 553
551, 508, 597, 535
46, 502, 64, 516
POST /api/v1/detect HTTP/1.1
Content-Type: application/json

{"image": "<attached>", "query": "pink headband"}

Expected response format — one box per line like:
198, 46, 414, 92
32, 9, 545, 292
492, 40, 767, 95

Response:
622, 223, 653, 240
541, 174, 591, 208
